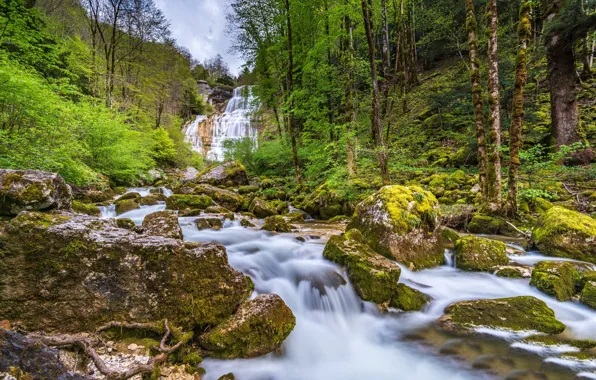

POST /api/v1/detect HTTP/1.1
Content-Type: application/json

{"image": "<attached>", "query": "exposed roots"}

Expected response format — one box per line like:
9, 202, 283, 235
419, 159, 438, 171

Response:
31, 320, 193, 380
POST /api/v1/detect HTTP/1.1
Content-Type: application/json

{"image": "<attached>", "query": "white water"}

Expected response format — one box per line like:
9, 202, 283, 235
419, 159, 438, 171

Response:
99, 190, 596, 379
184, 115, 208, 153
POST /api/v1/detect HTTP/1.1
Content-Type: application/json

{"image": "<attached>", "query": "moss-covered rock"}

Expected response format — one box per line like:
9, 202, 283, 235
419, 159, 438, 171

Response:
72, 200, 100, 216
439, 296, 566, 334
199, 294, 295, 359
494, 265, 532, 278
346, 185, 443, 269
262, 215, 291, 233
195, 161, 249, 187
166, 195, 213, 211
240, 218, 255, 228
579, 271, 596, 290
323, 234, 401, 306
268, 200, 289, 215
441, 204, 475, 229
115, 192, 141, 202
440, 227, 461, 246
580, 281, 596, 309
238, 185, 259, 195
532, 207, 596, 263
142, 211, 183, 239
0, 212, 251, 333
139, 195, 161, 206
392, 284, 431, 311
529, 261, 580, 301
0, 169, 72, 216
116, 218, 136, 230
195, 217, 223, 230
115, 199, 140, 215
193, 184, 244, 211
467, 214, 503, 235
249, 198, 277, 218
285, 211, 305, 223
522, 334, 596, 349
300, 183, 351, 220
455, 236, 508, 272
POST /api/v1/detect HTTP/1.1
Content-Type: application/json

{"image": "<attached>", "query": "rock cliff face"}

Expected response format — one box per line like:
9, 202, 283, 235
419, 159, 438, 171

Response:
197, 80, 234, 112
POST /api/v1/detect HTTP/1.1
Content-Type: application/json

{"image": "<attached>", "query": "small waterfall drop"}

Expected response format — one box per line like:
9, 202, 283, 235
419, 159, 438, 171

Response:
184, 115, 208, 153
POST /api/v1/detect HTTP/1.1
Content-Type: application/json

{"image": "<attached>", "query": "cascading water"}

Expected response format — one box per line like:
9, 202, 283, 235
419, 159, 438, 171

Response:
184, 115, 208, 153
100, 190, 596, 380
207, 86, 258, 161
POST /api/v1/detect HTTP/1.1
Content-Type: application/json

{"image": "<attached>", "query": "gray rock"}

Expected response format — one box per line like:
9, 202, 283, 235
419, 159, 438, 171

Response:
142, 211, 183, 239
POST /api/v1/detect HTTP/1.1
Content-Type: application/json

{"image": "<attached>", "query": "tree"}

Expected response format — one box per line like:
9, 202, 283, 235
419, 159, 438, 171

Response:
465, 0, 487, 197
486, 0, 502, 212
507, 1, 531, 217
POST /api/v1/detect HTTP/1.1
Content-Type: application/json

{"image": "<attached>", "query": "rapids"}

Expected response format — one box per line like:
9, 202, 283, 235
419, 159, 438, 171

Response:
101, 189, 596, 380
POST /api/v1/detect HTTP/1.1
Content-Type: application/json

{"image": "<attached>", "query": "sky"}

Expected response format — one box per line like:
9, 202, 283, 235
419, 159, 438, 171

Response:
155, 0, 245, 75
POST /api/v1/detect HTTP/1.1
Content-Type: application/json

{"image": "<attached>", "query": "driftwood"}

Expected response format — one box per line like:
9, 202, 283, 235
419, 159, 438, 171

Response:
31, 319, 192, 380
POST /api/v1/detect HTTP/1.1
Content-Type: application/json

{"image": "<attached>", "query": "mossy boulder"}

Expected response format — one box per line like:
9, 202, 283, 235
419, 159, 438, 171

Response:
467, 214, 504, 235
249, 198, 277, 218
440, 227, 461, 246
199, 294, 296, 359
579, 271, 596, 290
301, 183, 350, 220
346, 185, 443, 270
193, 184, 244, 211
392, 284, 431, 311
240, 218, 255, 228
115, 192, 141, 202
195, 161, 249, 187
195, 217, 223, 230
166, 195, 213, 211
0, 169, 72, 216
532, 207, 596, 263
285, 211, 305, 223
580, 281, 596, 309
262, 215, 291, 233
142, 211, 182, 239
455, 236, 508, 272
238, 185, 259, 195
139, 195, 162, 206
116, 218, 136, 230
72, 200, 100, 216
115, 199, 140, 215
323, 234, 402, 306
441, 204, 475, 229
439, 296, 566, 334
0, 212, 251, 333
530, 261, 580, 301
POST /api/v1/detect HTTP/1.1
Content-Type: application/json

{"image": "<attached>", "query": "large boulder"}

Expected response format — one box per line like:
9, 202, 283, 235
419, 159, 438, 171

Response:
142, 211, 183, 239
530, 261, 580, 301
262, 215, 291, 233
439, 296, 566, 334
455, 236, 508, 272
346, 185, 443, 269
72, 200, 101, 216
391, 283, 431, 312
249, 198, 277, 218
532, 207, 596, 263
580, 281, 596, 309
195, 161, 249, 188
323, 232, 402, 306
193, 184, 244, 211
199, 294, 296, 359
301, 183, 350, 220
0, 212, 251, 333
0, 169, 72, 216
115, 198, 140, 215
166, 194, 213, 211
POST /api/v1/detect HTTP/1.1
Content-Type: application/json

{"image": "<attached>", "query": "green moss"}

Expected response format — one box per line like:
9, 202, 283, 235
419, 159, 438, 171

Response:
285, 211, 304, 223
440, 227, 461, 245
238, 185, 259, 194
494, 267, 525, 278
344, 228, 364, 242
561, 351, 596, 361
467, 214, 503, 234
72, 200, 100, 216
262, 215, 291, 233
391, 283, 431, 311
116, 192, 141, 202
455, 236, 508, 271
580, 281, 596, 309
532, 207, 596, 263
115, 199, 140, 215
580, 271, 596, 290
116, 218, 136, 230
240, 218, 255, 228
530, 261, 580, 301
523, 335, 596, 349
193, 184, 244, 211
441, 296, 566, 334
165, 195, 213, 211
328, 215, 351, 223
9, 212, 71, 232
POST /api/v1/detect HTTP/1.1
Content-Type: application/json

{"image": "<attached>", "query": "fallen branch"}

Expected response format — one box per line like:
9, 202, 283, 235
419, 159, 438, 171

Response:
562, 182, 589, 211
504, 220, 532, 241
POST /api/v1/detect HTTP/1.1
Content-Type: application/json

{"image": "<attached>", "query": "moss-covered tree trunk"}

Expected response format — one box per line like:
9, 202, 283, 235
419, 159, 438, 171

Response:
507, 1, 531, 217
486, 0, 502, 213
362, 0, 390, 184
465, 0, 487, 197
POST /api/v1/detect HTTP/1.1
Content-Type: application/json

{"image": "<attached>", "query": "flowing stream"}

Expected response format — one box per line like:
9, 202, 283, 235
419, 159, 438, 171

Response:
101, 189, 596, 380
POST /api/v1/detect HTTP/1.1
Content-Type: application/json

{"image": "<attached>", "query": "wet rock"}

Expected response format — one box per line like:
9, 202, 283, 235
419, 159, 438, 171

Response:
530, 261, 580, 301
439, 296, 566, 334
115, 198, 140, 215
249, 198, 277, 218
116, 218, 136, 230
218, 374, 235, 380
262, 215, 291, 233
438, 338, 483, 357
115, 192, 141, 202
199, 294, 296, 359
142, 211, 182, 239
139, 195, 161, 206
440, 227, 461, 246
0, 329, 86, 379
0, 169, 72, 216
195, 217, 223, 230
467, 214, 504, 235
532, 207, 596, 263
504, 370, 547, 380
193, 184, 244, 211
0, 212, 251, 333
240, 218, 255, 228
580, 281, 596, 309
195, 161, 249, 187
179, 209, 203, 217
494, 265, 532, 278
72, 200, 101, 216
206, 205, 232, 214
472, 355, 515, 373
300, 183, 349, 220
455, 236, 508, 272
391, 283, 431, 312
323, 233, 402, 306
285, 211, 305, 223
441, 204, 475, 229
166, 194, 213, 211
238, 185, 259, 195
346, 185, 444, 269
521, 334, 596, 349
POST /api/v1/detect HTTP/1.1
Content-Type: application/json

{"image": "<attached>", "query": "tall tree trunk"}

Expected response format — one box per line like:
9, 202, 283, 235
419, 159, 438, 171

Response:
344, 7, 356, 176
486, 0, 502, 213
284, 0, 302, 185
362, 0, 390, 184
465, 0, 487, 197
507, 1, 531, 217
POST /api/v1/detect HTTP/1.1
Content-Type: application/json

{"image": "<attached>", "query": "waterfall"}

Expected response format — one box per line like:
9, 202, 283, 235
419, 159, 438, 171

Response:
207, 86, 258, 161
184, 115, 207, 153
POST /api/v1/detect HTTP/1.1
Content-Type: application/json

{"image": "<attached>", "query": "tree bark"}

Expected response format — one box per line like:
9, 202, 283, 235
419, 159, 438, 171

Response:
362, 0, 390, 184
507, 1, 531, 217
284, 0, 302, 185
486, 0, 502, 213
344, 7, 356, 176
465, 0, 487, 197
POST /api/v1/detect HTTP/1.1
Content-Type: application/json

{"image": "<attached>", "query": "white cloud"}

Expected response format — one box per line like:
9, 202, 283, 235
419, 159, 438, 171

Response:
155, 0, 245, 75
